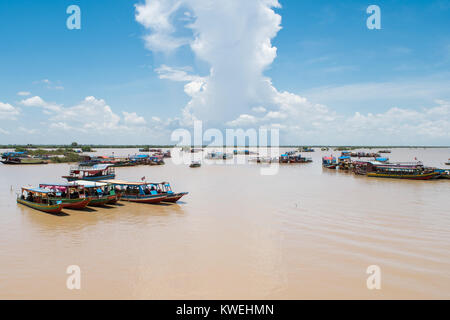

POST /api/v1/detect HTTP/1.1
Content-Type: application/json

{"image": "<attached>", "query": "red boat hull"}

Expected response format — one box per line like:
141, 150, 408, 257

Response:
62, 198, 91, 210
121, 194, 167, 204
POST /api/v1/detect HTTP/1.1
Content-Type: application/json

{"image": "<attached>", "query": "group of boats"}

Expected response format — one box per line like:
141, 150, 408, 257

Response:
1, 151, 48, 165
80, 153, 167, 167
322, 153, 450, 180
16, 164, 188, 214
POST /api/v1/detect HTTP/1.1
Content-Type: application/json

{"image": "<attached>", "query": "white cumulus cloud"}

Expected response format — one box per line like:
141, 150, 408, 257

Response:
135, 0, 450, 145
0, 102, 20, 120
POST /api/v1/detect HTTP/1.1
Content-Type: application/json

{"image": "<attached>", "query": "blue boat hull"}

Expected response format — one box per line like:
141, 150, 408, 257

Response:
65, 174, 116, 182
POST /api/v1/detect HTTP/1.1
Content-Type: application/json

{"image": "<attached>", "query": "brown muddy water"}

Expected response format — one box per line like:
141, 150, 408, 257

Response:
0, 148, 449, 299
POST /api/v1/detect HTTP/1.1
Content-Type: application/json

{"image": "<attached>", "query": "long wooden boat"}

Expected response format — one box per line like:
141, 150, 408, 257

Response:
367, 171, 440, 180
74, 180, 117, 206
17, 187, 63, 214
190, 161, 201, 168
280, 153, 312, 164
2, 157, 48, 165
322, 156, 338, 169
39, 183, 91, 210
63, 164, 115, 182
100, 180, 168, 204
367, 164, 440, 180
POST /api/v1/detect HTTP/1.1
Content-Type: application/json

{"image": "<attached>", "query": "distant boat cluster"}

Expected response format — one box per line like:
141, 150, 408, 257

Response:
322, 151, 450, 180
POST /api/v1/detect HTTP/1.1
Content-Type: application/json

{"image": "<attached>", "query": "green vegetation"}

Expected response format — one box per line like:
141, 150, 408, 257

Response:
81, 146, 93, 152
49, 153, 84, 163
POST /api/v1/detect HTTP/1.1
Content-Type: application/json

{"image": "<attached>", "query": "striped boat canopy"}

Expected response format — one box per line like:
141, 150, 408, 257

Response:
22, 187, 57, 194
74, 180, 109, 187
99, 180, 149, 186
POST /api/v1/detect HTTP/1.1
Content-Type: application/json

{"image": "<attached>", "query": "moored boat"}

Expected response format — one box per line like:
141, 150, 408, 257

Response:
101, 180, 168, 204
17, 187, 63, 214
74, 180, 117, 206
63, 164, 115, 182
338, 156, 352, 171
367, 163, 440, 180
2, 157, 48, 165
280, 153, 312, 164
39, 183, 90, 209
190, 161, 202, 168
322, 156, 338, 169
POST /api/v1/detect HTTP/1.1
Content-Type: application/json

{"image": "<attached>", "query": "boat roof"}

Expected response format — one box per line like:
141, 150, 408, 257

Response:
22, 187, 57, 194
100, 179, 146, 186
39, 183, 83, 188
91, 164, 114, 170
74, 180, 108, 187
339, 156, 351, 159
100, 179, 168, 186
100, 179, 162, 186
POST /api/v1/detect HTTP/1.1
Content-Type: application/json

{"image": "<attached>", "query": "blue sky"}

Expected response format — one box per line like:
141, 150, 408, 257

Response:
0, 0, 449, 145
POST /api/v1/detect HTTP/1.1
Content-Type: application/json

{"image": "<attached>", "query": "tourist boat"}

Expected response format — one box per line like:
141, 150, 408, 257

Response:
17, 187, 63, 214
367, 163, 440, 180
445, 159, 450, 166
101, 180, 168, 204
206, 152, 233, 160
351, 152, 381, 158
39, 183, 91, 209
149, 155, 165, 165
63, 164, 115, 182
190, 161, 201, 168
2, 151, 28, 159
1, 156, 47, 165
249, 156, 278, 164
74, 181, 117, 206
299, 147, 315, 152
280, 153, 313, 163
322, 156, 338, 169
378, 150, 392, 154
338, 156, 353, 171
352, 160, 384, 175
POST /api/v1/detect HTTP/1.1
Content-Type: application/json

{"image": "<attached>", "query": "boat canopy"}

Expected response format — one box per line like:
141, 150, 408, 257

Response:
100, 179, 148, 186
376, 157, 389, 162
39, 182, 81, 187
339, 156, 351, 160
22, 187, 57, 194
74, 180, 109, 187
91, 164, 114, 170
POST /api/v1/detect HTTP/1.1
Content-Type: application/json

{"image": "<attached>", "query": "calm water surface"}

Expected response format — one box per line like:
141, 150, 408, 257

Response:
0, 148, 449, 299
